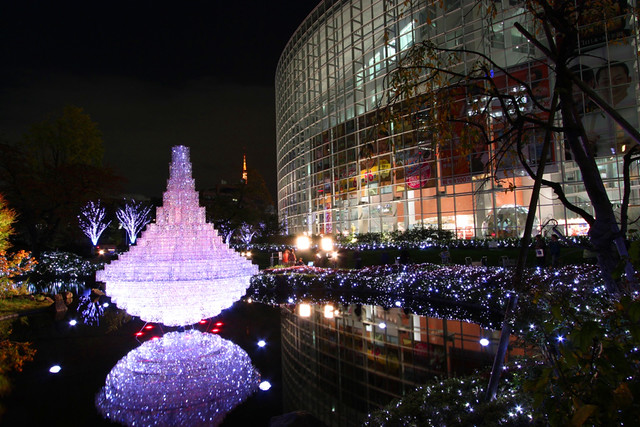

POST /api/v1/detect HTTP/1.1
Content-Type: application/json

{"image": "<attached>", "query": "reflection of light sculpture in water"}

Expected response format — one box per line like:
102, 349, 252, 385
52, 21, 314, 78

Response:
96, 146, 259, 326
96, 330, 260, 426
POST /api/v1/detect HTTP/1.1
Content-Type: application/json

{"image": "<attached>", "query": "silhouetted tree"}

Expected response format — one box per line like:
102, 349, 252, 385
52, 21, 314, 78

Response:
0, 106, 123, 253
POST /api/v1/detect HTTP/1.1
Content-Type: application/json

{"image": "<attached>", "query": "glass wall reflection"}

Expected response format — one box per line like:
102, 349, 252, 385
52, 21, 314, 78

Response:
281, 303, 525, 426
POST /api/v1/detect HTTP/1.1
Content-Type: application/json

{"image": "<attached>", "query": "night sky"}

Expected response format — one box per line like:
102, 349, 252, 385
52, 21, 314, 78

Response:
0, 1, 319, 199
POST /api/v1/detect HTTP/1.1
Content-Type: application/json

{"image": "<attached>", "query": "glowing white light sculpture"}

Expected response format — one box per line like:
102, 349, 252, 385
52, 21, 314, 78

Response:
96, 146, 259, 326
95, 330, 260, 426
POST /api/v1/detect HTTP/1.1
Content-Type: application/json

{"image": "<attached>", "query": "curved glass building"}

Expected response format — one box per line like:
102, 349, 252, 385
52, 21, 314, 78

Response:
276, 0, 640, 237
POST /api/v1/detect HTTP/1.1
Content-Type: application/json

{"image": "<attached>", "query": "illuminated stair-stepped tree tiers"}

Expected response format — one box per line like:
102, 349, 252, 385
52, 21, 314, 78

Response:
96, 145, 259, 326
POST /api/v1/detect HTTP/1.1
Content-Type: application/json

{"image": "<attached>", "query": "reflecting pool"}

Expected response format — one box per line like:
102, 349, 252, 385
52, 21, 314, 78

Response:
3, 299, 282, 426
278, 302, 525, 426
3, 287, 521, 426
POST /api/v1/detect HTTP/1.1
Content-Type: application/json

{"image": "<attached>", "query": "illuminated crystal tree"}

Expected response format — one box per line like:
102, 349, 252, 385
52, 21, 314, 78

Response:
116, 200, 151, 245
96, 146, 259, 326
78, 200, 111, 246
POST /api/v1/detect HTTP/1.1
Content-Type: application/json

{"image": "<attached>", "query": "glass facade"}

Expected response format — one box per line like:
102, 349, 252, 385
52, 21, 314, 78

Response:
276, 0, 640, 237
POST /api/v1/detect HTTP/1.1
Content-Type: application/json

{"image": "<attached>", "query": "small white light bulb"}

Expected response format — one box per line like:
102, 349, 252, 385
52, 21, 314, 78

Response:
259, 381, 271, 391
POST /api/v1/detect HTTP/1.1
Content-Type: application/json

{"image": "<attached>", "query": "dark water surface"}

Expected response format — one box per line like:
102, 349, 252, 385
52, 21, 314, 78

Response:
4, 278, 509, 427
3, 300, 282, 426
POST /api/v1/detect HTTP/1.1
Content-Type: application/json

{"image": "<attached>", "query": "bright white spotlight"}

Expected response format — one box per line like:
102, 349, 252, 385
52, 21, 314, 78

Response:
296, 235, 311, 250
49, 365, 62, 374
479, 338, 490, 347
68, 319, 77, 326
259, 381, 271, 391
320, 237, 333, 252
257, 340, 266, 348
378, 322, 386, 329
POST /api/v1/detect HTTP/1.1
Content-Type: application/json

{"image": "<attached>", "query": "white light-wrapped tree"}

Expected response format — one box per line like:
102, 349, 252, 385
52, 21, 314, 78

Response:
116, 200, 152, 245
238, 222, 261, 245
78, 200, 111, 247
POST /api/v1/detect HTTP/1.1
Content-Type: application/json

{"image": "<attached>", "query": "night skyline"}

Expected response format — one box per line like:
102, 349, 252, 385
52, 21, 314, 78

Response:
0, 1, 319, 199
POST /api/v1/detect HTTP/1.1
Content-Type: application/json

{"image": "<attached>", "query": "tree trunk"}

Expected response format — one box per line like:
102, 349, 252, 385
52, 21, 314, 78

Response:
558, 83, 628, 293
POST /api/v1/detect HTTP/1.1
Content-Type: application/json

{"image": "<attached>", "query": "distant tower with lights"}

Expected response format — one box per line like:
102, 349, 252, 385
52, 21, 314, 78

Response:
242, 153, 248, 184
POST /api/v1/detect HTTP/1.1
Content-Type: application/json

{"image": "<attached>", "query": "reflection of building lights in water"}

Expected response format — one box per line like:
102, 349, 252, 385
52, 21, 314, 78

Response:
96, 330, 260, 427
299, 303, 311, 317
324, 304, 334, 319
279, 302, 521, 423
